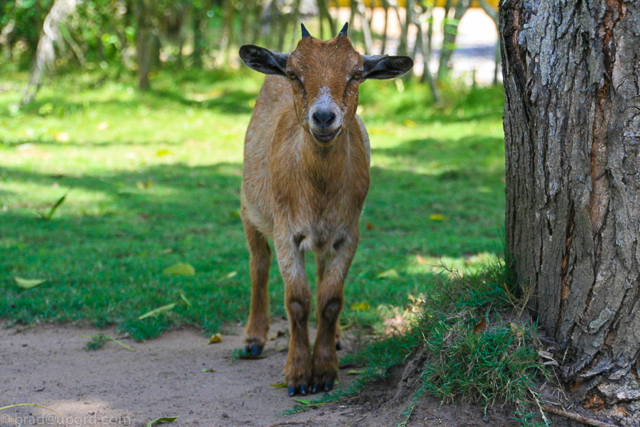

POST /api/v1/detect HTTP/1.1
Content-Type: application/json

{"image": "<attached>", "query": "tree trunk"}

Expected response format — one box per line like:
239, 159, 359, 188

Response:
135, 0, 154, 91
21, 0, 77, 105
501, 0, 640, 409
437, 0, 470, 81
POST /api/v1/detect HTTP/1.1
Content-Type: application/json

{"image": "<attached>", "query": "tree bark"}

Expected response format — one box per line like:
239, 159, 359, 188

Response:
501, 0, 640, 399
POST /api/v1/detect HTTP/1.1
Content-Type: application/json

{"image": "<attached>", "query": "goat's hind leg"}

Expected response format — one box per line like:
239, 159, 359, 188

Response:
242, 217, 272, 356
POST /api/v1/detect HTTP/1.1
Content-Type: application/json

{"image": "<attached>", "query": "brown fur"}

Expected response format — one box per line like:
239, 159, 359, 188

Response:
239, 31, 410, 394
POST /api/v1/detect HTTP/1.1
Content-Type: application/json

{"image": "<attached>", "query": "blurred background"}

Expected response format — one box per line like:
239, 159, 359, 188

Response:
1, 0, 501, 102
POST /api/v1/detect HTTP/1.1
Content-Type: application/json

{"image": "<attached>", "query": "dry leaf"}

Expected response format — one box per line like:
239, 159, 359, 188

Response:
429, 214, 447, 221
138, 303, 177, 320
146, 416, 179, 427
156, 149, 171, 157
207, 333, 222, 344
366, 222, 374, 230
15, 277, 46, 289
162, 263, 195, 276
378, 269, 400, 279
350, 302, 370, 312
222, 271, 237, 280
473, 317, 487, 334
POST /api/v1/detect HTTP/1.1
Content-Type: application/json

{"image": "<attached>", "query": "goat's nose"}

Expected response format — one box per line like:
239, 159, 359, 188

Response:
312, 110, 336, 127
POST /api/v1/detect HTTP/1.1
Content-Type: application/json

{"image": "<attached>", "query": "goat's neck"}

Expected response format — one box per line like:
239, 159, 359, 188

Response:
300, 130, 350, 192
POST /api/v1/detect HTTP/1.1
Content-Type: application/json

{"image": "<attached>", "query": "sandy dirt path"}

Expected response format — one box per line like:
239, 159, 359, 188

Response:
1, 320, 360, 427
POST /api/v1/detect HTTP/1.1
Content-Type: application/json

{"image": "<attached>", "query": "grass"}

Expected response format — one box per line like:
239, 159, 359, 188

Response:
326, 262, 546, 426
0, 67, 506, 341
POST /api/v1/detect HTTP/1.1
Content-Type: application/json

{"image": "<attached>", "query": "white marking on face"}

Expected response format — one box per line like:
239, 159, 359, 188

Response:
309, 87, 344, 129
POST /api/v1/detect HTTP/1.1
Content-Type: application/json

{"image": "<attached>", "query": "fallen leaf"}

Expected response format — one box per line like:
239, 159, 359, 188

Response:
138, 303, 177, 320
162, 263, 195, 276
538, 350, 559, 366
201, 368, 216, 373
366, 222, 374, 230
15, 277, 46, 289
222, 271, 237, 280
37, 193, 68, 221
207, 333, 222, 344
156, 149, 171, 157
350, 302, 370, 312
472, 317, 487, 334
136, 181, 153, 190
508, 322, 526, 338
429, 214, 447, 221
377, 269, 400, 280
179, 292, 192, 307
270, 383, 288, 388
293, 399, 311, 405
146, 416, 179, 427
403, 119, 416, 127
0, 404, 62, 417
347, 369, 363, 375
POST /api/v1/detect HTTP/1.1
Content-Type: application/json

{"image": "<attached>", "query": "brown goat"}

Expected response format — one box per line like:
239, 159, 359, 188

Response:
238, 23, 412, 397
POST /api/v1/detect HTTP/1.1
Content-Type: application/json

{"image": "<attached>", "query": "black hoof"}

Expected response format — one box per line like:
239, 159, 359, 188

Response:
288, 384, 308, 397
243, 343, 263, 356
336, 340, 343, 351
324, 380, 334, 392
311, 383, 320, 394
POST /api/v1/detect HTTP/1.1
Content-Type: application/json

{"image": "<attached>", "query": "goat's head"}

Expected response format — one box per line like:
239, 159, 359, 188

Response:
239, 23, 413, 145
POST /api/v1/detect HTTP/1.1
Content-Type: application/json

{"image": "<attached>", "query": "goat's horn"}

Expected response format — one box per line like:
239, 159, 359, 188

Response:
338, 22, 348, 37
301, 23, 311, 38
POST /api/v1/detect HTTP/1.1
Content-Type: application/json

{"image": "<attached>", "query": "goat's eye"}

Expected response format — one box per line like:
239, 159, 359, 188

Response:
287, 72, 300, 81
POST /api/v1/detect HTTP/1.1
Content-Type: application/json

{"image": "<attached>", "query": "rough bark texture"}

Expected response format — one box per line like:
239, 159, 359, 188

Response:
500, 0, 640, 391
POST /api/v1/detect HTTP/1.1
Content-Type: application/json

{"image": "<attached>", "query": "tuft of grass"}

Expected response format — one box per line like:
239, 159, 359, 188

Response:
84, 333, 110, 351
331, 261, 546, 425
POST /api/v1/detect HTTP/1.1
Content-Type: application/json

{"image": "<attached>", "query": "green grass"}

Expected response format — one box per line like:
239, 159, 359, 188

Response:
329, 263, 546, 426
0, 68, 506, 341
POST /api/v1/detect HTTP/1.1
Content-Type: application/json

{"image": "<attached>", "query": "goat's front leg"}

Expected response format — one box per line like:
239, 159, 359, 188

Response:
274, 234, 312, 396
311, 230, 359, 393
242, 215, 272, 356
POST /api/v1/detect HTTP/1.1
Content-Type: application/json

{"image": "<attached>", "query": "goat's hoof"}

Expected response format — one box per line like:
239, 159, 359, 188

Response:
311, 380, 335, 394
243, 343, 264, 356
288, 384, 308, 397
336, 340, 343, 351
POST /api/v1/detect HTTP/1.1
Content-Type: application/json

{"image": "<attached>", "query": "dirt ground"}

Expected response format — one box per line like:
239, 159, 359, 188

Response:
1, 319, 527, 427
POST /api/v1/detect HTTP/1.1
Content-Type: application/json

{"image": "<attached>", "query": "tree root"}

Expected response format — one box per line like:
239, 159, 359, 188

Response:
542, 404, 614, 427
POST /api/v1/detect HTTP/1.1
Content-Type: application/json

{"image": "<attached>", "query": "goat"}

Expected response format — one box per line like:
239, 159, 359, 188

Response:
238, 23, 412, 397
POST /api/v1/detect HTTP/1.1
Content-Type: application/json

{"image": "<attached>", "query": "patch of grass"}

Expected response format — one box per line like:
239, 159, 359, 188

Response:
84, 333, 109, 351
335, 261, 546, 426
0, 69, 505, 341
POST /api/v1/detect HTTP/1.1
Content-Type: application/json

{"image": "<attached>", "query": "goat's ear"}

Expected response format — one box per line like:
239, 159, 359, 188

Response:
239, 45, 289, 76
362, 55, 414, 80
